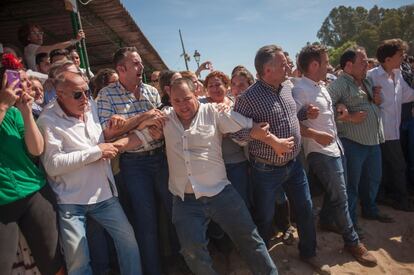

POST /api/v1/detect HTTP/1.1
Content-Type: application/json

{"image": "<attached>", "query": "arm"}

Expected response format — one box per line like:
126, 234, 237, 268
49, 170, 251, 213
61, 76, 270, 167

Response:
229, 94, 255, 142
15, 93, 44, 156
0, 74, 19, 125
300, 123, 334, 146
401, 74, 414, 103
35, 30, 85, 54
39, 123, 103, 177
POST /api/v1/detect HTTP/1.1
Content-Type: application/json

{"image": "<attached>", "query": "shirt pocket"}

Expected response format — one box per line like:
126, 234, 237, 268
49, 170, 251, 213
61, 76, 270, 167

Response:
189, 125, 215, 148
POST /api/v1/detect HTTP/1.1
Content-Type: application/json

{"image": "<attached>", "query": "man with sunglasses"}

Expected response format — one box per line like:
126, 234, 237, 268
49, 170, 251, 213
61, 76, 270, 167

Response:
37, 71, 143, 275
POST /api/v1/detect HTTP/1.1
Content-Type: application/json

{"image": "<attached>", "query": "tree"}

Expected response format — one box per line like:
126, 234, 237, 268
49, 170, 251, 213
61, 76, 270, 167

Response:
328, 41, 357, 67
318, 4, 414, 59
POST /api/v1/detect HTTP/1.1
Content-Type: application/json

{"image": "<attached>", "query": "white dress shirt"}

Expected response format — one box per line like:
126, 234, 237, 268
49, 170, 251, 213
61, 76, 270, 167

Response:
37, 101, 116, 205
163, 103, 252, 200
292, 76, 342, 157
368, 66, 414, 140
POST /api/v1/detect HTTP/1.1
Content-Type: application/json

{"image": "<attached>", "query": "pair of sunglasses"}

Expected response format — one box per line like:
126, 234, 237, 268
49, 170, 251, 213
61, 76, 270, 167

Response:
73, 89, 91, 100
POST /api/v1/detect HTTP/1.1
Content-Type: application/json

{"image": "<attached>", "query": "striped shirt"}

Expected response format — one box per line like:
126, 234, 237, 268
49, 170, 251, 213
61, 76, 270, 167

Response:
327, 73, 384, 146
231, 80, 303, 165
96, 81, 163, 152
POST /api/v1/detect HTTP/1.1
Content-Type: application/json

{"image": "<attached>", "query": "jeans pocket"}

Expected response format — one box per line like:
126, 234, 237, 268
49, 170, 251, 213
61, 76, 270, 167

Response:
252, 161, 276, 172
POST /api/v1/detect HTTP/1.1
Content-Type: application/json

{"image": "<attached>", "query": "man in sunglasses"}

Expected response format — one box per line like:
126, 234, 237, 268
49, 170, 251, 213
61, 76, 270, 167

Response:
37, 71, 143, 275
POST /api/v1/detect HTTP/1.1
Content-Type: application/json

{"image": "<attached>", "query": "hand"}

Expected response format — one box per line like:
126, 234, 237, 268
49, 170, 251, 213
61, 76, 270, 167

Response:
312, 131, 334, 146
98, 143, 118, 160
373, 86, 382, 105
272, 136, 295, 157
15, 92, 34, 116
138, 114, 167, 130
215, 102, 231, 113
148, 125, 164, 140
349, 111, 367, 123
306, 104, 319, 119
250, 122, 270, 141
76, 29, 86, 41
0, 73, 21, 110
336, 103, 349, 121
107, 115, 126, 130
198, 61, 213, 72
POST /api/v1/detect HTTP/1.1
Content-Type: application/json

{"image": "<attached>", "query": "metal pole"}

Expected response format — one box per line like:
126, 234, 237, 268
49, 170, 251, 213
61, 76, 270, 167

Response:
179, 29, 189, 70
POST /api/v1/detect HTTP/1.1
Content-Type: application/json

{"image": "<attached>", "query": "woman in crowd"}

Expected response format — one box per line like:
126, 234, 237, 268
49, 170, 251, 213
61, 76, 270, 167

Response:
159, 70, 182, 108
92, 68, 119, 99
29, 76, 44, 119
0, 53, 64, 275
230, 67, 255, 98
18, 23, 84, 71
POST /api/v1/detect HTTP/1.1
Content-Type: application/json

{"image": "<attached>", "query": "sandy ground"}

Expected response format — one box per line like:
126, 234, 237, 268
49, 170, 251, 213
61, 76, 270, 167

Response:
201, 203, 414, 275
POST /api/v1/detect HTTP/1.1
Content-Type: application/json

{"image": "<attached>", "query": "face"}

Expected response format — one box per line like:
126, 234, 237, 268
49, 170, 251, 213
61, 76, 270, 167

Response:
262, 51, 289, 86
19, 70, 32, 94
170, 82, 199, 122
38, 57, 51, 74
118, 51, 144, 85
28, 26, 43, 45
350, 51, 368, 81
57, 74, 90, 117
386, 50, 404, 69
317, 52, 329, 81
70, 51, 81, 67
31, 79, 44, 104
231, 75, 250, 97
150, 71, 160, 89
207, 77, 227, 103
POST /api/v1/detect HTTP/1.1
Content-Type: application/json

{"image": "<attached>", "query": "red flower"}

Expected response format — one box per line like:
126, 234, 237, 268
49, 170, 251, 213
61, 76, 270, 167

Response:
1, 53, 23, 70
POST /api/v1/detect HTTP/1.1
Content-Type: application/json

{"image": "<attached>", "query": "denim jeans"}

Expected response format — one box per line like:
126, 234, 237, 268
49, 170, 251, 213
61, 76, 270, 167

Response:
120, 151, 178, 275
226, 160, 250, 207
173, 185, 277, 275
251, 158, 316, 258
307, 152, 359, 246
341, 138, 382, 225
58, 197, 141, 275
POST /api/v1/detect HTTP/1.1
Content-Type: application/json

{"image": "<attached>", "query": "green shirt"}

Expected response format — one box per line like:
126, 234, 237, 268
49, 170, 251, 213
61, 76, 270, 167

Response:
0, 107, 45, 205
327, 73, 384, 146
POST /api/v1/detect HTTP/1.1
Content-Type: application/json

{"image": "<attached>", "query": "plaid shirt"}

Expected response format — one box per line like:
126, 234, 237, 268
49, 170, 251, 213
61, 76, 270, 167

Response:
96, 81, 163, 151
231, 80, 303, 165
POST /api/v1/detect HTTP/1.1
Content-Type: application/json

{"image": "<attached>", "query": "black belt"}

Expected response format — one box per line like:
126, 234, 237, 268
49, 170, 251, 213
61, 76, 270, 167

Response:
123, 146, 164, 157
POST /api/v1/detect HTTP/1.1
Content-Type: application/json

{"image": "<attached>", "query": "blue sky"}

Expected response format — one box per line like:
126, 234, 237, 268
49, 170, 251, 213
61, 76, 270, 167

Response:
122, 0, 411, 77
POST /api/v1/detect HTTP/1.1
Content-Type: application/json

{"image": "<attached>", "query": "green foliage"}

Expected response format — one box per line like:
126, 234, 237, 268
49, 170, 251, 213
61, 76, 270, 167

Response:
318, 4, 414, 66
328, 41, 357, 68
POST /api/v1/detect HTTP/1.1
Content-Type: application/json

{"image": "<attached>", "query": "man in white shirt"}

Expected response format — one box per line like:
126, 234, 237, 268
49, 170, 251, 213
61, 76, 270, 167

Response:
292, 45, 377, 266
162, 78, 277, 274
37, 71, 142, 275
367, 39, 414, 212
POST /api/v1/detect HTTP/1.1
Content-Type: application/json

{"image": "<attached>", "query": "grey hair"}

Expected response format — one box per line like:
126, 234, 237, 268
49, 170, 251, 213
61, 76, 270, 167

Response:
255, 44, 283, 77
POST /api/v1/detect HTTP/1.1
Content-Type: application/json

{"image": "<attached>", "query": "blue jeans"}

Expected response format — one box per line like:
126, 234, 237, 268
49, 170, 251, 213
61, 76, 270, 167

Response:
341, 138, 382, 225
120, 151, 178, 275
173, 185, 277, 275
226, 160, 250, 207
58, 197, 141, 275
251, 158, 316, 258
307, 153, 359, 246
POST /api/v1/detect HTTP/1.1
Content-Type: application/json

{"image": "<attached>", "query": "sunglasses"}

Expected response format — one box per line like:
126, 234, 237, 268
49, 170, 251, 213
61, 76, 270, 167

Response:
72, 89, 91, 100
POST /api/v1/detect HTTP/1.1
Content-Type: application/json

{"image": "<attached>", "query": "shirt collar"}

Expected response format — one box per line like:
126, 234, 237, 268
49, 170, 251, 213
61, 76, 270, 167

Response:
52, 99, 91, 120
378, 65, 401, 76
116, 81, 145, 95
302, 76, 325, 87
257, 79, 283, 93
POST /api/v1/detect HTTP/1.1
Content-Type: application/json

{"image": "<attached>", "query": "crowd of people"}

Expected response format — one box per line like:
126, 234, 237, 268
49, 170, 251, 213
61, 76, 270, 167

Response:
1, 22, 414, 275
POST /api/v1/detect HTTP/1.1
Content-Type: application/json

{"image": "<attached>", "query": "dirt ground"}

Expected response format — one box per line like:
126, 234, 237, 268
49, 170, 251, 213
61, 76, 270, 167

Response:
202, 203, 414, 275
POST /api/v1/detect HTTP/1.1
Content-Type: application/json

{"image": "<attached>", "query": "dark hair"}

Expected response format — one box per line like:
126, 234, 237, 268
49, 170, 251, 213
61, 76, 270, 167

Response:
50, 48, 69, 62
255, 45, 283, 77
339, 47, 365, 70
18, 23, 43, 46
159, 70, 177, 94
113, 47, 138, 68
231, 69, 255, 86
170, 77, 196, 95
35, 52, 49, 65
408, 56, 414, 64
231, 65, 247, 76
92, 68, 117, 98
376, 39, 408, 63
297, 44, 328, 73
